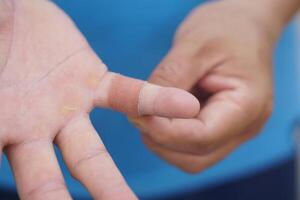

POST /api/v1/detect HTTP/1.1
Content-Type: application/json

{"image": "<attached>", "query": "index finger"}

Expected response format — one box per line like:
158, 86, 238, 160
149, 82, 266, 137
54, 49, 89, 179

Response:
94, 72, 200, 118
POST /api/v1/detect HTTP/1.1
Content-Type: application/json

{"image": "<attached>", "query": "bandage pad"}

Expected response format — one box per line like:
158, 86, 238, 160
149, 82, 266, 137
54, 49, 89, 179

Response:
108, 74, 144, 116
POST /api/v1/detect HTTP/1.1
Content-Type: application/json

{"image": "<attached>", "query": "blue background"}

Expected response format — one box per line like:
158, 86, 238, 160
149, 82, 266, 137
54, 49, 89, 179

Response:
0, 0, 299, 199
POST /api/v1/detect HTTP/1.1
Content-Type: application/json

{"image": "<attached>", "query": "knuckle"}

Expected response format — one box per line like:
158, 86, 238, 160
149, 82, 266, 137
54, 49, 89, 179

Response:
250, 91, 273, 124
253, 100, 273, 134
234, 96, 256, 118
153, 132, 174, 147
145, 128, 175, 147
195, 143, 217, 155
250, 85, 274, 120
195, 143, 219, 156
224, 90, 263, 122
186, 128, 219, 155
25, 179, 67, 200
71, 147, 108, 176
190, 137, 216, 155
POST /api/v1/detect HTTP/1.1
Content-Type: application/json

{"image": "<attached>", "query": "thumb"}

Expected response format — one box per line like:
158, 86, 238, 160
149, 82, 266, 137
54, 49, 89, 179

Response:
94, 72, 200, 118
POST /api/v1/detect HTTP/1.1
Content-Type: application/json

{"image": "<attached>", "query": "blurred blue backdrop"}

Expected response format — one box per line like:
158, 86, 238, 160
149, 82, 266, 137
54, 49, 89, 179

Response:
0, 1, 299, 199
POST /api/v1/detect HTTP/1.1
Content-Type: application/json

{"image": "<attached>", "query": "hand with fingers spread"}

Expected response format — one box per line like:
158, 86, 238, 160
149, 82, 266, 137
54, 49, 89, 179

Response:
0, 0, 200, 199
130, 0, 300, 173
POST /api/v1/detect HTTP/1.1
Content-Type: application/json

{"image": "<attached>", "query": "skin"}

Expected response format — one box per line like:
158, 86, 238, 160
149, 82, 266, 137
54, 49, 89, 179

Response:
0, 0, 200, 199
130, 0, 300, 173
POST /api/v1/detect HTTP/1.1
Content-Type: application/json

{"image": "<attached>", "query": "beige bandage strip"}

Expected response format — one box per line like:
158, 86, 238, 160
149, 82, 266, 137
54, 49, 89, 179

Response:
108, 74, 144, 116
137, 83, 160, 116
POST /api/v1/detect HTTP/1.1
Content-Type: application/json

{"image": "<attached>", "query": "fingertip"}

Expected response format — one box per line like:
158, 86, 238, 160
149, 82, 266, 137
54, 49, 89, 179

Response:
155, 87, 200, 118
138, 83, 200, 118
167, 87, 200, 117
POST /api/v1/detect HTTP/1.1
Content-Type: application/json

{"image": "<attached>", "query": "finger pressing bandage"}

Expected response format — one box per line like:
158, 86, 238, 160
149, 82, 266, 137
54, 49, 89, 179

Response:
98, 73, 200, 118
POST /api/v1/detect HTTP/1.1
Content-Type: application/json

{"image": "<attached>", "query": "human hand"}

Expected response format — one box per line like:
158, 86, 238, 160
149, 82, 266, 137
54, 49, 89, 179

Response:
129, 0, 286, 173
0, 0, 200, 199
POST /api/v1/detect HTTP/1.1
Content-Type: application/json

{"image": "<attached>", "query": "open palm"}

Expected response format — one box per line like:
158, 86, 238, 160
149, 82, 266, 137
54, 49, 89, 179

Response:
0, 0, 199, 199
